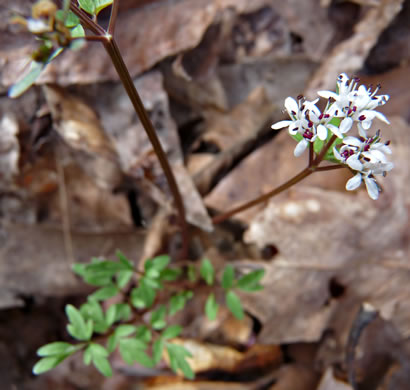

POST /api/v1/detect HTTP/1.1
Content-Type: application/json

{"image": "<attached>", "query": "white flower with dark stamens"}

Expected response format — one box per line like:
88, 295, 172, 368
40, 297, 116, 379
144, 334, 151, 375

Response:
271, 95, 321, 157
333, 134, 394, 199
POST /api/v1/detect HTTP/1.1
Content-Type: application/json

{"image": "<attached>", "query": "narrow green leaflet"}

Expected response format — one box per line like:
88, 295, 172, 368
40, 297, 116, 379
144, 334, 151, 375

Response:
221, 265, 234, 289
135, 325, 152, 343
150, 305, 167, 330
89, 284, 119, 301
105, 304, 117, 327
151, 255, 171, 271
169, 291, 192, 316
33, 356, 67, 375
225, 291, 244, 320
236, 269, 265, 292
152, 339, 164, 364
200, 259, 214, 285
116, 250, 134, 270
37, 342, 72, 357
94, 0, 113, 15
37, 342, 81, 357
160, 267, 181, 282
93, 356, 112, 377
131, 281, 156, 309
162, 325, 182, 340
166, 344, 194, 380
205, 293, 219, 321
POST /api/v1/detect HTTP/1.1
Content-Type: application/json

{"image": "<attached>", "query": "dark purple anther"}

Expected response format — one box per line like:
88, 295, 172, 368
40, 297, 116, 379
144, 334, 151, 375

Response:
358, 115, 366, 121
303, 129, 314, 140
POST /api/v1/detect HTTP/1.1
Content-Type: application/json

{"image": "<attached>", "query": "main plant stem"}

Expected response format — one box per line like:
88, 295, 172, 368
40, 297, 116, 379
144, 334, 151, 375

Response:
70, 2, 188, 257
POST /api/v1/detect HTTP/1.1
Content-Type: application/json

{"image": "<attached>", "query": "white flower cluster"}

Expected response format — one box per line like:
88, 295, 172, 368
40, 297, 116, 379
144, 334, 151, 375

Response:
271, 73, 393, 199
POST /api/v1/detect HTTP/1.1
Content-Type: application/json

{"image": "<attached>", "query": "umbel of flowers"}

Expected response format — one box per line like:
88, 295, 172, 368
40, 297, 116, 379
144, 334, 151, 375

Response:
271, 73, 393, 200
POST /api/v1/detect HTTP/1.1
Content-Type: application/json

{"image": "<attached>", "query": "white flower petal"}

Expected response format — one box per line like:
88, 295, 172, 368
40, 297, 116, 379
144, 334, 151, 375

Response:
374, 111, 390, 124
317, 124, 328, 140
343, 136, 362, 147
327, 124, 342, 138
317, 91, 338, 100
368, 149, 387, 163
294, 139, 308, 157
271, 120, 292, 130
357, 123, 367, 138
339, 117, 353, 134
333, 146, 343, 161
373, 143, 392, 155
346, 173, 362, 191
364, 176, 379, 200
346, 155, 363, 171
284, 97, 299, 117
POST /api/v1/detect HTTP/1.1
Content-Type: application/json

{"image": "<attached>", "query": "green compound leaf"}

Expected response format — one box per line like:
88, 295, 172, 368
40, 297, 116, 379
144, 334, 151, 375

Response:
93, 356, 112, 377
205, 293, 219, 321
236, 269, 265, 292
226, 291, 244, 320
78, 0, 96, 14
94, 0, 113, 15
221, 265, 235, 290
169, 291, 192, 316
150, 305, 167, 330
200, 258, 214, 285
116, 270, 133, 288
89, 284, 119, 301
166, 343, 194, 380
37, 342, 79, 357
151, 255, 171, 271
162, 325, 182, 340
115, 324, 137, 338
66, 304, 92, 341
33, 355, 67, 375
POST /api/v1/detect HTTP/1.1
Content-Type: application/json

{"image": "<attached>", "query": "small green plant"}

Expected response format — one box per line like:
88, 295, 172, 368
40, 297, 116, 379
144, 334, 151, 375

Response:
32, 252, 265, 378
10, 0, 393, 382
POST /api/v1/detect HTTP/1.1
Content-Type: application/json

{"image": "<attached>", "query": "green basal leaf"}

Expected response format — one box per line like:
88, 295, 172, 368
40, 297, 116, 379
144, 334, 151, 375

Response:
9, 61, 44, 98
116, 250, 134, 270
152, 339, 164, 364
221, 265, 234, 289
226, 291, 244, 320
37, 342, 81, 357
33, 355, 67, 375
94, 0, 113, 15
162, 325, 182, 340
200, 258, 214, 285
205, 293, 219, 321
92, 356, 112, 377
150, 305, 167, 330
89, 284, 119, 301
78, 0, 96, 14
135, 325, 152, 343
236, 269, 265, 292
